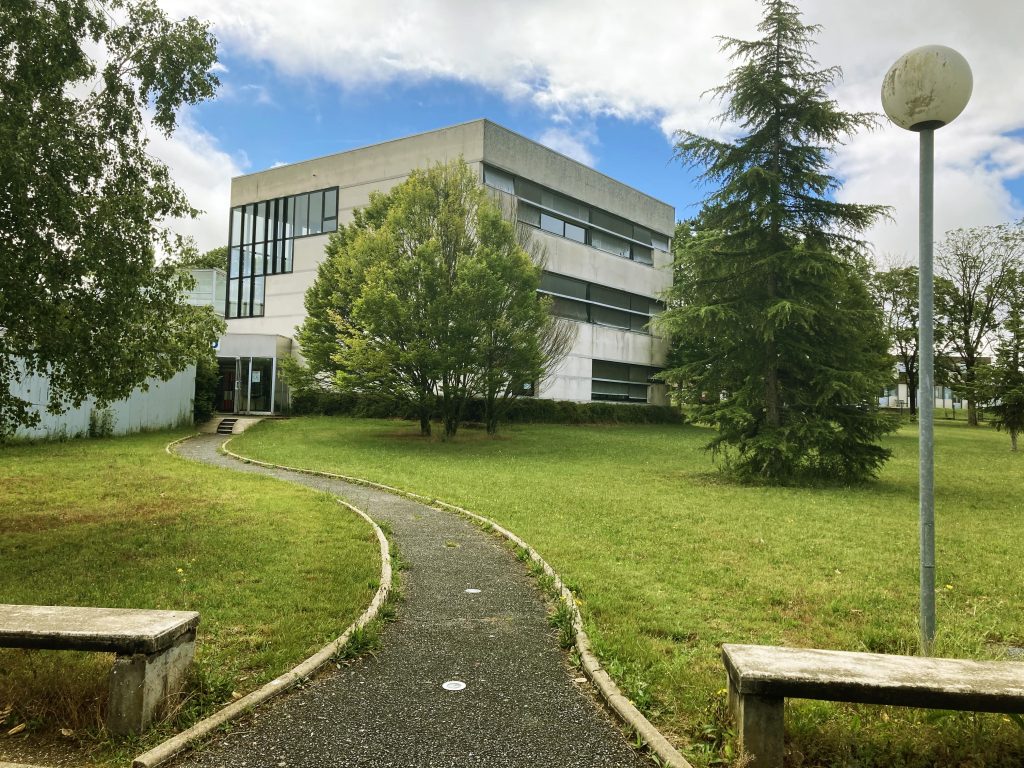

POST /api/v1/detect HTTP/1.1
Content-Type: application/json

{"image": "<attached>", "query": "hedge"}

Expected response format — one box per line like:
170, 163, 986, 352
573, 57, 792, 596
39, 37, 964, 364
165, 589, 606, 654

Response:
290, 390, 683, 426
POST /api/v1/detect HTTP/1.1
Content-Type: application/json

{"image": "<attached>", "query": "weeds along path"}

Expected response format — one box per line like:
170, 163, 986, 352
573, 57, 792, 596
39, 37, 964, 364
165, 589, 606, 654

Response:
171, 434, 647, 768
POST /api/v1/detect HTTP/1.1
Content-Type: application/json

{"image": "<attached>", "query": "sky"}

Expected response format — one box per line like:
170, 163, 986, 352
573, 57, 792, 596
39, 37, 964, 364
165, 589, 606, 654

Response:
153, 0, 1024, 265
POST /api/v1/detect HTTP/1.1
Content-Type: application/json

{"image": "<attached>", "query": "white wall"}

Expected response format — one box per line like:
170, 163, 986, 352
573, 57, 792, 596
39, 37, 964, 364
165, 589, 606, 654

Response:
11, 366, 196, 440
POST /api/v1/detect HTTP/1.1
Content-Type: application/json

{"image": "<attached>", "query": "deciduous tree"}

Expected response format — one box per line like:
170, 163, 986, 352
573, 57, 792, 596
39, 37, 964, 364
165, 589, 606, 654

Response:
658, 0, 894, 482
0, 0, 222, 436
986, 269, 1024, 450
294, 160, 569, 438
935, 222, 1024, 425
871, 265, 919, 414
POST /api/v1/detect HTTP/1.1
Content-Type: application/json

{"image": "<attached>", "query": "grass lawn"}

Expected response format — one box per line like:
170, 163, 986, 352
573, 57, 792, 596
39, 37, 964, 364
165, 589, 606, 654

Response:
232, 416, 1024, 767
0, 430, 380, 767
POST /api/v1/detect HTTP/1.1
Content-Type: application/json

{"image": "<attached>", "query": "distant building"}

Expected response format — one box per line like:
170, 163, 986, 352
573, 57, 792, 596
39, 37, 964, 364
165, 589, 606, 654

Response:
211, 119, 675, 415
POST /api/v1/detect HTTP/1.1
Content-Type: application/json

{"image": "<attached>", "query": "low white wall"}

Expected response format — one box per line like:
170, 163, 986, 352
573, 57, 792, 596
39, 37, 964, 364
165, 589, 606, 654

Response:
11, 366, 196, 440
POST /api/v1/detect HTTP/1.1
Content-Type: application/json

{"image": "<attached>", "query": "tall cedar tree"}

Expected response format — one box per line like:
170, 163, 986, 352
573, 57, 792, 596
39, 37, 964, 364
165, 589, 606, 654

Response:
659, 0, 894, 482
986, 269, 1024, 450
0, 0, 224, 436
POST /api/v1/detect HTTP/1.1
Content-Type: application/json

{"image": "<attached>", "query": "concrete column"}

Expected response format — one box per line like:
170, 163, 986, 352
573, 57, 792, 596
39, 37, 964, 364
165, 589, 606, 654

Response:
106, 630, 196, 735
729, 679, 784, 768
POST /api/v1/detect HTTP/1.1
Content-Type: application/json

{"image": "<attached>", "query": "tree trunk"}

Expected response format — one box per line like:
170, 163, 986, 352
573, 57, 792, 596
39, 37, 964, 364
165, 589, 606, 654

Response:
419, 414, 431, 436
1011, 430, 1018, 452
907, 371, 917, 416
967, 399, 978, 426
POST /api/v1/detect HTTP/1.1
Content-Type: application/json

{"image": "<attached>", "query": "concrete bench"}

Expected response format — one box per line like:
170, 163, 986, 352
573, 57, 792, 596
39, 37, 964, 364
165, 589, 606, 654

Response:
722, 643, 1024, 768
0, 604, 199, 735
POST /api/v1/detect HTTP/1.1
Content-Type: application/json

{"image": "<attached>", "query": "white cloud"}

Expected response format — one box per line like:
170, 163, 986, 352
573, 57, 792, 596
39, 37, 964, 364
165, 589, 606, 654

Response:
157, 0, 1024, 258
537, 127, 598, 167
145, 109, 244, 253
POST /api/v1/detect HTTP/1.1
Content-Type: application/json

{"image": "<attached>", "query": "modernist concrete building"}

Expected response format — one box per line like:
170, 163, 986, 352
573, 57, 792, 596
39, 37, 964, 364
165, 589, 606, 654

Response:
216, 119, 675, 414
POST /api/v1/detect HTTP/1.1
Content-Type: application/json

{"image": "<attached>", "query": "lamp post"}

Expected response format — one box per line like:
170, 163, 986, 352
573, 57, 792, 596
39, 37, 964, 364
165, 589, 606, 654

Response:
881, 46, 972, 655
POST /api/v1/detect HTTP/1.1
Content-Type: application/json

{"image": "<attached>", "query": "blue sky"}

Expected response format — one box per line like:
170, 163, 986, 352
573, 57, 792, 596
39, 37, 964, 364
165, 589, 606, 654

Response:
159, 0, 1024, 261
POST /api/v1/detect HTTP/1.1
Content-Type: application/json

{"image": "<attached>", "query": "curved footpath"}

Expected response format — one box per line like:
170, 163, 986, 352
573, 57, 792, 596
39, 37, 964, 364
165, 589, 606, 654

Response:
169, 434, 650, 768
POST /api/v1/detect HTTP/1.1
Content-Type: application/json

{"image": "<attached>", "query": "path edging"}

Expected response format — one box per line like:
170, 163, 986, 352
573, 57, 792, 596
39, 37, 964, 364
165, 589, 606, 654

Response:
219, 439, 693, 768
132, 436, 394, 768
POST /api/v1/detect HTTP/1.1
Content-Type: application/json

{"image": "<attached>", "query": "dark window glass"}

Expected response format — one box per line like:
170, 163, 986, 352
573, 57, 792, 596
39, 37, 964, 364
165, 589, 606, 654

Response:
541, 272, 587, 299
255, 201, 268, 243
518, 203, 541, 227
591, 230, 630, 259
284, 197, 295, 239
632, 244, 654, 265
632, 224, 652, 245
590, 284, 631, 310
231, 207, 242, 246
564, 222, 587, 243
308, 190, 324, 235
591, 305, 631, 329
229, 247, 241, 279
652, 233, 670, 252
591, 209, 632, 238
323, 218, 338, 233
629, 384, 649, 401
295, 194, 309, 237
324, 188, 338, 219
593, 360, 629, 381
542, 189, 588, 221
282, 238, 293, 273
630, 314, 649, 333
630, 295, 653, 314
540, 213, 564, 236
551, 296, 589, 322
253, 276, 265, 316
484, 166, 515, 194
515, 177, 543, 204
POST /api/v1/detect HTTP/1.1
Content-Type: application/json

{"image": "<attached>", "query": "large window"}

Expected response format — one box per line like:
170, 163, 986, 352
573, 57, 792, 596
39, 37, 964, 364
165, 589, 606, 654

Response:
483, 165, 668, 266
591, 360, 662, 403
226, 187, 339, 318
539, 272, 662, 334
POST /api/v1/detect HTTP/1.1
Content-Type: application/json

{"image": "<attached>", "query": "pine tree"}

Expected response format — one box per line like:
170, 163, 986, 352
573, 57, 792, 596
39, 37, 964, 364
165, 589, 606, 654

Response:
659, 0, 895, 482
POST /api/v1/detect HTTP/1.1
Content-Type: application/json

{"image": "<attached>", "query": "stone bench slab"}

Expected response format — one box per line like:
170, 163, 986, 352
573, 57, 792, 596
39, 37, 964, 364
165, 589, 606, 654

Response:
0, 604, 199, 656
723, 643, 1024, 713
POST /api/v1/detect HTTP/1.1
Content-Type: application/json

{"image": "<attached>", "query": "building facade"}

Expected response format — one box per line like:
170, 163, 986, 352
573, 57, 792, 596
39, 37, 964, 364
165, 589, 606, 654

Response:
217, 120, 675, 414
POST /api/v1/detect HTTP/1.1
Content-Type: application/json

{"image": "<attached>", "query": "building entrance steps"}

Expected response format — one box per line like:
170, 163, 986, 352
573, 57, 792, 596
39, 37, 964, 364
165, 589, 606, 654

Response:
170, 434, 650, 767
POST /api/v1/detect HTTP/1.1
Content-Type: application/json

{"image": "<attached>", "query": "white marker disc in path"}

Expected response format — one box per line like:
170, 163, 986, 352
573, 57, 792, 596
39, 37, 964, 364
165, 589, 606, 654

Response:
465, 588, 481, 594
442, 680, 467, 691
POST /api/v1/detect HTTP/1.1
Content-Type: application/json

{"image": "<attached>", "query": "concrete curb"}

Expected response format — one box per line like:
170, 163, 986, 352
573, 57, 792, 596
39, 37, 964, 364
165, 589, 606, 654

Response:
131, 437, 395, 768
218, 439, 693, 768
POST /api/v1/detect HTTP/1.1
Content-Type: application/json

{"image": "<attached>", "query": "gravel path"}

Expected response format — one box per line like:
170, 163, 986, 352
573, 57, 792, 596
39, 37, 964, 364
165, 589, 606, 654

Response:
170, 434, 648, 768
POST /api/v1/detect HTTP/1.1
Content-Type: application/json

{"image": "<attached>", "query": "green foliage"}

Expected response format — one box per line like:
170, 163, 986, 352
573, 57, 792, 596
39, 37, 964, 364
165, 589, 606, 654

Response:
870, 266, 919, 414
289, 389, 683, 426
180, 245, 228, 271
291, 159, 567, 438
192, 346, 220, 423
87, 407, 115, 438
935, 222, 1024, 425
0, 0, 223, 437
659, 1, 894, 483
986, 269, 1024, 450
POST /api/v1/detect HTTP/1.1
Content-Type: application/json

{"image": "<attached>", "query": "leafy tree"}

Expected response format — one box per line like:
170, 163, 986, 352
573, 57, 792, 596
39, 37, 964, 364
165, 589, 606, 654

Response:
986, 269, 1024, 450
870, 265, 920, 414
295, 160, 568, 438
0, 0, 222, 436
181, 245, 228, 271
935, 223, 1024, 425
658, 0, 895, 482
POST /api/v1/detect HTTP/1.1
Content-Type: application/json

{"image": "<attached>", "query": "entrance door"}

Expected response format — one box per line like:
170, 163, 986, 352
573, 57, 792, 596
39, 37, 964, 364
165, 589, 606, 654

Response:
218, 360, 237, 413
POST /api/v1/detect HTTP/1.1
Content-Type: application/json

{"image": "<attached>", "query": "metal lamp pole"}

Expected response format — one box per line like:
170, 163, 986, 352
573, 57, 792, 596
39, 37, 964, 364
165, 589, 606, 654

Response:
882, 45, 972, 656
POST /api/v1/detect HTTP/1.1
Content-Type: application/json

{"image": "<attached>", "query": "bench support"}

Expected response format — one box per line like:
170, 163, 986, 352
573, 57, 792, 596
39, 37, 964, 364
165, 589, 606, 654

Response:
106, 629, 196, 735
728, 679, 784, 768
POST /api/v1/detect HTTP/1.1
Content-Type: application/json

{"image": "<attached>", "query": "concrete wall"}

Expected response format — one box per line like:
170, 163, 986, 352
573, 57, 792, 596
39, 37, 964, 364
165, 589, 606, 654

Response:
11, 366, 196, 440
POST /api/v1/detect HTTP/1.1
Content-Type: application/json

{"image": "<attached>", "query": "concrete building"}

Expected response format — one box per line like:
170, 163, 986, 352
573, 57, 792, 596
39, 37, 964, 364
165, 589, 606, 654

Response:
216, 119, 675, 414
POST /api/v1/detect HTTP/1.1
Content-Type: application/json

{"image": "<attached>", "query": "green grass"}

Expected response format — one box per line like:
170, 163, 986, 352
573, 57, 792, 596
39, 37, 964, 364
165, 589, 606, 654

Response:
0, 430, 379, 766
231, 416, 1024, 767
